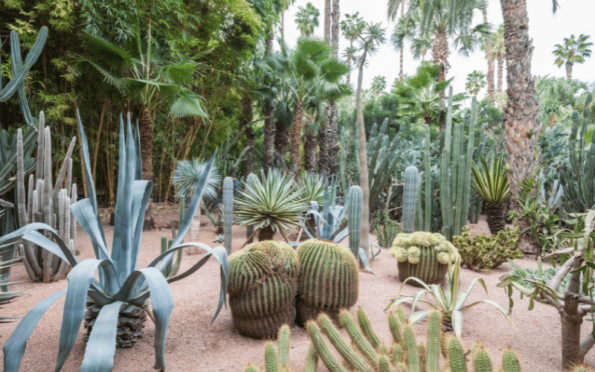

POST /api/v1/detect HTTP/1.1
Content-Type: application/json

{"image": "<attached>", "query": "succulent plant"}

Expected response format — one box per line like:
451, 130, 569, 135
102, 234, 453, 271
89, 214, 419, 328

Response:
454, 225, 522, 272
3, 112, 229, 371
228, 240, 299, 339
402, 166, 419, 234
223, 176, 234, 253
390, 231, 457, 285
296, 239, 359, 325
471, 153, 511, 234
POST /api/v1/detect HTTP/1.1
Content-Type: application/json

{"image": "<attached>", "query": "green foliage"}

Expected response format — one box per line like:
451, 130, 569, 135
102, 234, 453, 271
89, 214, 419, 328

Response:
160, 196, 187, 278
298, 171, 325, 204
454, 226, 522, 272
295, 2, 320, 37
0, 243, 23, 323
553, 34, 593, 70
465, 70, 486, 96
172, 158, 221, 200
471, 153, 511, 204
374, 208, 401, 248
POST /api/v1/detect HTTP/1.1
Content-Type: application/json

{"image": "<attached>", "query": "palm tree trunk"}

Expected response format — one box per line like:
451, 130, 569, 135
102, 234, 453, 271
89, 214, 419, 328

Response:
290, 103, 303, 172
326, 0, 341, 176
92, 100, 109, 183
399, 0, 405, 82
324, 0, 331, 42
264, 34, 275, 173
500, 0, 542, 256
566, 60, 573, 80
482, 4, 494, 103
239, 96, 255, 176
497, 53, 504, 108
304, 123, 318, 172
140, 106, 155, 182
356, 60, 371, 260
275, 119, 290, 164
432, 30, 450, 84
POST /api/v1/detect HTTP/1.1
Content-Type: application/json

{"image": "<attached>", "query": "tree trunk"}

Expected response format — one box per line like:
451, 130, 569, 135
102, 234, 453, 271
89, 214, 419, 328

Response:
263, 33, 275, 173
304, 123, 318, 172
275, 119, 290, 165
482, 4, 494, 103
561, 264, 587, 369
399, 0, 405, 82
92, 100, 109, 183
290, 104, 304, 172
328, 0, 340, 175
500, 0, 542, 256
566, 60, 573, 80
258, 225, 275, 241
324, 0, 331, 42
432, 30, 450, 84
140, 106, 155, 182
497, 53, 504, 108
239, 97, 255, 176
356, 61, 371, 260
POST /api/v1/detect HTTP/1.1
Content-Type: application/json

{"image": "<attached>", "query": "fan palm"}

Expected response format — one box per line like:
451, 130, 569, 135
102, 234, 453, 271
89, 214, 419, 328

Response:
371, 76, 387, 97
465, 70, 486, 96
295, 3, 320, 37
471, 153, 511, 234
79, 28, 207, 182
340, 12, 366, 85
235, 169, 308, 243
486, 25, 506, 107
553, 34, 593, 80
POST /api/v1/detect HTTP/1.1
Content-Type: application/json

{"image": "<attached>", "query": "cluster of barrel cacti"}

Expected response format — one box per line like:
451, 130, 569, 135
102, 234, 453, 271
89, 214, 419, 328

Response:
390, 231, 458, 285
16, 115, 78, 282
245, 306, 526, 372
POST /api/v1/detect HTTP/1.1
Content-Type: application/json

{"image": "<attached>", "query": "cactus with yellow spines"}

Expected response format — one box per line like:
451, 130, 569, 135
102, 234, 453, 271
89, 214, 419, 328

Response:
245, 364, 258, 372
318, 314, 373, 372
389, 312, 405, 346
378, 355, 391, 372
403, 324, 420, 372
305, 344, 319, 372
418, 343, 426, 372
307, 321, 348, 372
340, 309, 379, 365
440, 334, 451, 360
393, 344, 404, 365
501, 347, 521, 372
278, 325, 291, 368
378, 344, 389, 356
449, 337, 467, 372
390, 231, 458, 285
265, 342, 279, 372
228, 240, 299, 339
296, 239, 359, 324
472, 343, 493, 372
426, 311, 441, 372
358, 308, 381, 349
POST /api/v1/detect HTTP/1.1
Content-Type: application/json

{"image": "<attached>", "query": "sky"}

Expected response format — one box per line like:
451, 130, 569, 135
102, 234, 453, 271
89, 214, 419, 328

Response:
281, 0, 595, 100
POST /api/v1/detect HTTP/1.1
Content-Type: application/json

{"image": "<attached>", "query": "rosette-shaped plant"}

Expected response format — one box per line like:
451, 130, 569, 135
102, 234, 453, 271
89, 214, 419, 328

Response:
390, 232, 458, 285
296, 239, 359, 325
228, 240, 299, 339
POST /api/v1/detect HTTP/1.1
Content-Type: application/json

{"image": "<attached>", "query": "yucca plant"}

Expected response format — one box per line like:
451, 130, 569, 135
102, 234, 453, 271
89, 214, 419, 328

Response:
298, 171, 326, 204
386, 256, 514, 337
3, 113, 229, 371
471, 153, 511, 234
235, 169, 308, 243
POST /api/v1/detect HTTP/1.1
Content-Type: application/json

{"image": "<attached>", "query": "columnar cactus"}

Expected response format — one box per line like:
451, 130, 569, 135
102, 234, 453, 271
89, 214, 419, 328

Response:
402, 166, 419, 234
296, 239, 359, 325
347, 185, 363, 258
390, 231, 458, 285
228, 241, 299, 339
16, 113, 77, 282
223, 176, 233, 254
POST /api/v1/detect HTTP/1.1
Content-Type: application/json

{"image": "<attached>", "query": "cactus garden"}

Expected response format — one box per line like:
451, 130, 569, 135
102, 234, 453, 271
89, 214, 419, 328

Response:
2, 1, 595, 371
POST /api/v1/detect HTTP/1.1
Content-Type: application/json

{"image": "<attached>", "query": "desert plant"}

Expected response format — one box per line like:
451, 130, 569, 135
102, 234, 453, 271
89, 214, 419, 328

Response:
390, 232, 458, 285
298, 172, 326, 204
296, 239, 359, 325
471, 153, 511, 234
160, 196, 187, 278
3, 113, 229, 371
374, 209, 401, 248
454, 226, 522, 271
402, 166, 419, 234
0, 243, 22, 323
388, 256, 514, 337
235, 169, 308, 243
223, 176, 234, 253
228, 241, 299, 339
244, 173, 260, 244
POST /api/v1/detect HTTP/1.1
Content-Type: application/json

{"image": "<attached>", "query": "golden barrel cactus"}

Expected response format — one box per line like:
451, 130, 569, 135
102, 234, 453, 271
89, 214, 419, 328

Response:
390, 232, 458, 285
228, 241, 299, 339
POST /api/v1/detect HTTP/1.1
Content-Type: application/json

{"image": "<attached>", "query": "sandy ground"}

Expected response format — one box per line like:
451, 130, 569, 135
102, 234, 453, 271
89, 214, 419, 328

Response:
1, 209, 592, 372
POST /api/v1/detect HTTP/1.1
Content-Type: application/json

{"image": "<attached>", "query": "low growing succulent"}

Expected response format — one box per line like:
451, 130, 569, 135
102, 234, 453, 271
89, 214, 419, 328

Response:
454, 225, 522, 272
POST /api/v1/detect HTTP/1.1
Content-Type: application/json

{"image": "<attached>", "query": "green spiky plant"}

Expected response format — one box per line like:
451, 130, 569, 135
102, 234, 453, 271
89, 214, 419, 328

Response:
374, 208, 401, 249
454, 225, 522, 272
298, 172, 326, 204
296, 239, 359, 325
160, 196, 186, 278
0, 243, 22, 323
228, 241, 299, 339
235, 169, 308, 243
223, 176, 234, 254
3, 112, 229, 371
387, 256, 514, 337
471, 153, 511, 234
390, 232, 457, 286
246, 307, 524, 372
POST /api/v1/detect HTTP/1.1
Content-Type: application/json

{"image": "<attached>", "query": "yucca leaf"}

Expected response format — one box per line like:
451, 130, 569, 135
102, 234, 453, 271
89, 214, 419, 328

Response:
22, 231, 77, 267
130, 180, 153, 273
451, 310, 464, 338
407, 310, 432, 325
79, 301, 124, 372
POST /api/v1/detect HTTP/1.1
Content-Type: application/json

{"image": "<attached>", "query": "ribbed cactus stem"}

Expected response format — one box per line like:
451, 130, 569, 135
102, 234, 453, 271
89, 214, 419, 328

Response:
403, 166, 419, 233
245, 173, 259, 243
501, 347, 521, 372
424, 125, 432, 231
473, 345, 493, 372
395, 306, 405, 323
245, 364, 258, 372
278, 325, 290, 367
378, 355, 391, 372
347, 186, 363, 258
307, 321, 348, 372
318, 314, 372, 372
357, 308, 381, 349
403, 324, 420, 372
449, 338, 467, 372
418, 342, 427, 372
388, 312, 404, 345
426, 311, 441, 372
264, 342, 279, 372
392, 344, 403, 365
340, 310, 378, 366
223, 176, 233, 254
378, 343, 389, 356
440, 334, 450, 360
304, 344, 319, 372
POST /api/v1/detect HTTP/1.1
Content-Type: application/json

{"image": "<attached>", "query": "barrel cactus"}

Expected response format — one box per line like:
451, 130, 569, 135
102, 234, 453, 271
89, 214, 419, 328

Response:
390, 232, 458, 285
296, 239, 359, 325
228, 240, 299, 339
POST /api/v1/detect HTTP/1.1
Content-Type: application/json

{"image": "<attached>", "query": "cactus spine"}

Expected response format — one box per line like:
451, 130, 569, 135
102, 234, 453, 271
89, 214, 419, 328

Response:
472, 344, 493, 372
347, 185, 363, 258
245, 364, 258, 372
392, 344, 403, 365
223, 176, 233, 254
426, 311, 441, 372
358, 308, 381, 349
418, 343, 427, 372
403, 324, 420, 372
305, 344, 319, 372
378, 355, 391, 372
340, 309, 379, 365
17, 114, 77, 282
449, 337, 468, 372
403, 166, 419, 233
389, 312, 404, 345
278, 325, 290, 367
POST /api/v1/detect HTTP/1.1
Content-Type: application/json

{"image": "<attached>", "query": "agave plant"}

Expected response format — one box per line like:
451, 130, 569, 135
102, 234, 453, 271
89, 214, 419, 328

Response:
297, 171, 325, 204
386, 257, 514, 338
0, 243, 22, 323
235, 169, 308, 243
471, 153, 511, 234
3, 113, 229, 371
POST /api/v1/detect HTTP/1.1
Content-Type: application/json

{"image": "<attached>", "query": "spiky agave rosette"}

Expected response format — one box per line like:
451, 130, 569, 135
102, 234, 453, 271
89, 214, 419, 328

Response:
390, 232, 458, 286
228, 240, 299, 339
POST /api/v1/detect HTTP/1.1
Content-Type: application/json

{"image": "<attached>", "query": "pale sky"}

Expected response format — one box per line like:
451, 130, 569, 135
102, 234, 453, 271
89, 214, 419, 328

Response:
281, 0, 595, 100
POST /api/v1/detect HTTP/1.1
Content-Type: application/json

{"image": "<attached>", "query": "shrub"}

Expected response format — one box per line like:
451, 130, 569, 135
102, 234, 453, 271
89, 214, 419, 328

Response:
374, 209, 401, 248
454, 225, 522, 271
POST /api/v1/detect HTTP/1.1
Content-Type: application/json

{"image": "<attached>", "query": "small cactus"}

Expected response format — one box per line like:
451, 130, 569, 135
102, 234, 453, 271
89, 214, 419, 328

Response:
426, 311, 441, 372
265, 342, 279, 372
307, 321, 348, 372
472, 344, 493, 372
304, 344, 318, 372
501, 347, 521, 372
392, 344, 404, 365
278, 325, 291, 367
318, 314, 372, 372
245, 364, 258, 372
418, 343, 427, 372
389, 312, 404, 345
358, 308, 381, 349
403, 324, 420, 372
378, 355, 391, 372
448, 338, 467, 372
402, 166, 419, 233
340, 309, 378, 366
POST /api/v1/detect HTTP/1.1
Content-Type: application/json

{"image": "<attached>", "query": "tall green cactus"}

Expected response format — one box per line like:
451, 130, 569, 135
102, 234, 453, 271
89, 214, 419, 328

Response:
319, 314, 372, 372
440, 88, 478, 241
278, 324, 290, 367
347, 185, 363, 258
223, 176, 233, 254
426, 311, 441, 372
296, 239, 359, 325
16, 113, 77, 282
403, 166, 419, 233
501, 347, 521, 372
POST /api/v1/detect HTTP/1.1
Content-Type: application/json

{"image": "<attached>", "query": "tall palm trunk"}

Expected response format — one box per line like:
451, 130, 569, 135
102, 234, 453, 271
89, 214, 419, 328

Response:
140, 106, 154, 182
263, 33, 275, 173
399, 0, 405, 82
324, 0, 331, 42
356, 61, 370, 260
290, 104, 303, 172
482, 4, 494, 103
500, 0, 542, 256
304, 122, 318, 172
432, 30, 450, 84
239, 97, 255, 176
497, 52, 504, 108
275, 119, 290, 165
328, 0, 341, 175
566, 60, 574, 80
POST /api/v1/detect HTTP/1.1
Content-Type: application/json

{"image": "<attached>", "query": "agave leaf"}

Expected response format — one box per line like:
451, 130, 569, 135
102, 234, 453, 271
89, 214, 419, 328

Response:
451, 310, 464, 338
407, 310, 432, 325
130, 180, 153, 273
79, 301, 124, 372
22, 231, 77, 267
358, 248, 374, 274
71, 200, 111, 261
3, 289, 67, 372
410, 289, 429, 312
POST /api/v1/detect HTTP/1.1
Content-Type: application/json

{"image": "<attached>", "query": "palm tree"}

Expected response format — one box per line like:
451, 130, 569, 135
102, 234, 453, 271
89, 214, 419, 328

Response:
281, 0, 297, 37
553, 34, 593, 80
354, 22, 387, 260
488, 25, 506, 107
387, 0, 408, 82
390, 11, 418, 82
341, 12, 366, 85
371, 76, 387, 97
80, 29, 207, 183
295, 3, 320, 37
412, 33, 434, 61
465, 70, 486, 96
480, 0, 494, 102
